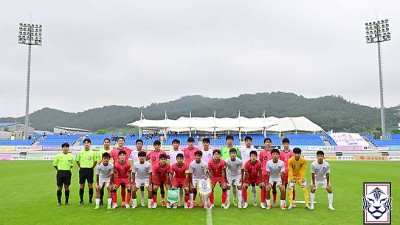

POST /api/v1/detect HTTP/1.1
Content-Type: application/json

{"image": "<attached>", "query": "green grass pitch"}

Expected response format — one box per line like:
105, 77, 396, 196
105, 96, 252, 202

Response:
0, 161, 398, 225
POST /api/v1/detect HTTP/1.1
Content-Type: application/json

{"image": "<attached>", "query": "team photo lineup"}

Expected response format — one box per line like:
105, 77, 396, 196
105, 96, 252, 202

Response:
53, 135, 334, 211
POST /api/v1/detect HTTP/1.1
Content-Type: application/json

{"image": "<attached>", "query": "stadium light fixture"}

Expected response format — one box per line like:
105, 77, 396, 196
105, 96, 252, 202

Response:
18, 23, 43, 139
365, 19, 391, 139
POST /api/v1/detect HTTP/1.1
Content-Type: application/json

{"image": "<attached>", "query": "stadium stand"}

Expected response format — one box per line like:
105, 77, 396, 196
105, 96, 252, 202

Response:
38, 134, 80, 146
0, 140, 35, 146
284, 133, 325, 146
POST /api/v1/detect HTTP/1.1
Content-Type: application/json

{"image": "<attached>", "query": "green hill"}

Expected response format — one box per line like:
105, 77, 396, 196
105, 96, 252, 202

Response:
1, 92, 399, 133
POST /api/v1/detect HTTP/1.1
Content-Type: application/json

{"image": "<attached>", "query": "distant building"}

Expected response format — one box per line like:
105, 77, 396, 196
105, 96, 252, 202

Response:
54, 126, 91, 135
0, 122, 34, 140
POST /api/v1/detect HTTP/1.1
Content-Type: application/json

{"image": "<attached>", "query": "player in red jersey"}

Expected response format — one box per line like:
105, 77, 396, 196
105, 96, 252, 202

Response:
259, 138, 272, 208
152, 153, 171, 208
110, 137, 132, 163
169, 153, 189, 209
147, 140, 167, 205
242, 150, 265, 209
208, 149, 228, 209
109, 137, 132, 204
279, 138, 295, 207
183, 136, 199, 166
111, 150, 132, 209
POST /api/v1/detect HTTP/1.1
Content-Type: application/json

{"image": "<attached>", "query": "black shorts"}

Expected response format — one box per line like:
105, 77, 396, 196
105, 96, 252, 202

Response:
57, 170, 72, 186
79, 168, 94, 184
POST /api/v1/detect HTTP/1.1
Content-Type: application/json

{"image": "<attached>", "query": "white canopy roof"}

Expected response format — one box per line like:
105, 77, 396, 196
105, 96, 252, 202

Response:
127, 115, 323, 133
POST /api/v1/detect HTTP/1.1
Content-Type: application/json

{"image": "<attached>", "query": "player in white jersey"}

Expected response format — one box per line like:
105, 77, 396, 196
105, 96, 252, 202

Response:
94, 152, 114, 209
240, 136, 258, 206
131, 151, 153, 208
201, 138, 213, 164
310, 151, 335, 210
225, 148, 243, 208
265, 148, 286, 210
131, 139, 146, 163
169, 139, 183, 166
189, 150, 209, 208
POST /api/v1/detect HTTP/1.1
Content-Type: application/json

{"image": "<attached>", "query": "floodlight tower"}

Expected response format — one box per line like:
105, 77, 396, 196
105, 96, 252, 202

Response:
18, 23, 43, 139
365, 19, 391, 139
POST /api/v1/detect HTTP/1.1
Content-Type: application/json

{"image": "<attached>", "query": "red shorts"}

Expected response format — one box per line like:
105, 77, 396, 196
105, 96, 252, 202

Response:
173, 178, 187, 188
153, 178, 169, 186
115, 179, 129, 188
245, 177, 261, 186
211, 177, 226, 187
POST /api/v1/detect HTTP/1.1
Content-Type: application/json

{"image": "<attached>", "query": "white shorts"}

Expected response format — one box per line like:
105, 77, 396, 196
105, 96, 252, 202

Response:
269, 178, 282, 186
192, 178, 202, 189
135, 178, 150, 188
227, 175, 242, 186
314, 180, 328, 189
99, 180, 111, 188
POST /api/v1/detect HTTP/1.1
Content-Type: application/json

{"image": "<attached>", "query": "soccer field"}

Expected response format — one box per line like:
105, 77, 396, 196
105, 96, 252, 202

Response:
0, 161, 398, 225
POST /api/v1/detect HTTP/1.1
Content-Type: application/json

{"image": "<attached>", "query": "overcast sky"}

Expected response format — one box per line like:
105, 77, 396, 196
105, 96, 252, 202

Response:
1, 0, 399, 118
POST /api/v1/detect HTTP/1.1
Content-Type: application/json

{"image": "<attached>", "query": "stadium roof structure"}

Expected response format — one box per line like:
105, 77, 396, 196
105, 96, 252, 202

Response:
127, 113, 324, 134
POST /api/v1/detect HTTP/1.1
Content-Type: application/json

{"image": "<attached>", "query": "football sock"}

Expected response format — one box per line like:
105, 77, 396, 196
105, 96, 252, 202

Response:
242, 188, 248, 202
95, 198, 100, 206
89, 188, 94, 202
328, 193, 334, 206
222, 190, 227, 204
310, 192, 315, 206
57, 190, 62, 203
65, 190, 70, 203
302, 187, 309, 205
79, 188, 84, 202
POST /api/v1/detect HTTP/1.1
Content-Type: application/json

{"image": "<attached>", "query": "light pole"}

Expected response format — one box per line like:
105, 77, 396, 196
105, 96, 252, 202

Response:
18, 23, 43, 139
365, 19, 391, 139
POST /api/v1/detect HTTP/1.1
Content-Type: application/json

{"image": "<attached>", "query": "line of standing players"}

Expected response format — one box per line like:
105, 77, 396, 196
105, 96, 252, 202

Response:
53, 135, 334, 210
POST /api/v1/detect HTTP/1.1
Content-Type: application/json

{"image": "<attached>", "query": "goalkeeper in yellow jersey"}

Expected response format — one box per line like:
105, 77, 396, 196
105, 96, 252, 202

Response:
287, 148, 311, 210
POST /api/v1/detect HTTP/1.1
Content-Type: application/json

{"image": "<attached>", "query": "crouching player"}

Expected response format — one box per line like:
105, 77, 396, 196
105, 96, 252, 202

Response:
189, 150, 209, 209
266, 149, 286, 209
310, 151, 335, 210
95, 153, 114, 209
169, 153, 189, 209
152, 154, 171, 208
287, 148, 311, 210
112, 151, 132, 209
208, 150, 228, 209
242, 150, 265, 209
131, 151, 153, 208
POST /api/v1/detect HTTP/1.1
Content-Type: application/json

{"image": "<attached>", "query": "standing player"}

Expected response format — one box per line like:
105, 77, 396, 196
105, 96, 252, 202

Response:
242, 150, 265, 209
287, 148, 311, 210
225, 148, 244, 208
221, 135, 241, 160
189, 150, 209, 209
279, 138, 295, 207
259, 138, 273, 208
208, 150, 228, 209
152, 154, 171, 208
266, 149, 286, 209
239, 136, 258, 206
201, 138, 213, 165
97, 138, 113, 206
112, 150, 132, 209
131, 151, 153, 208
184, 137, 199, 165
53, 142, 75, 205
76, 138, 97, 205
147, 140, 167, 205
110, 137, 132, 205
132, 139, 146, 163
170, 153, 189, 209
310, 151, 335, 210
94, 152, 114, 209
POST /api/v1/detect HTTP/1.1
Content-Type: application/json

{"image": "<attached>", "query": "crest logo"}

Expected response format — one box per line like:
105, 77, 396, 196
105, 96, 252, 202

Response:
363, 182, 392, 224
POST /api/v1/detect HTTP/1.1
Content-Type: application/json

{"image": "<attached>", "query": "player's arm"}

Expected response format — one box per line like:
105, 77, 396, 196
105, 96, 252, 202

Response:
222, 166, 227, 183
288, 159, 293, 181
76, 152, 81, 168
92, 153, 97, 168
258, 169, 264, 187
53, 155, 59, 170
